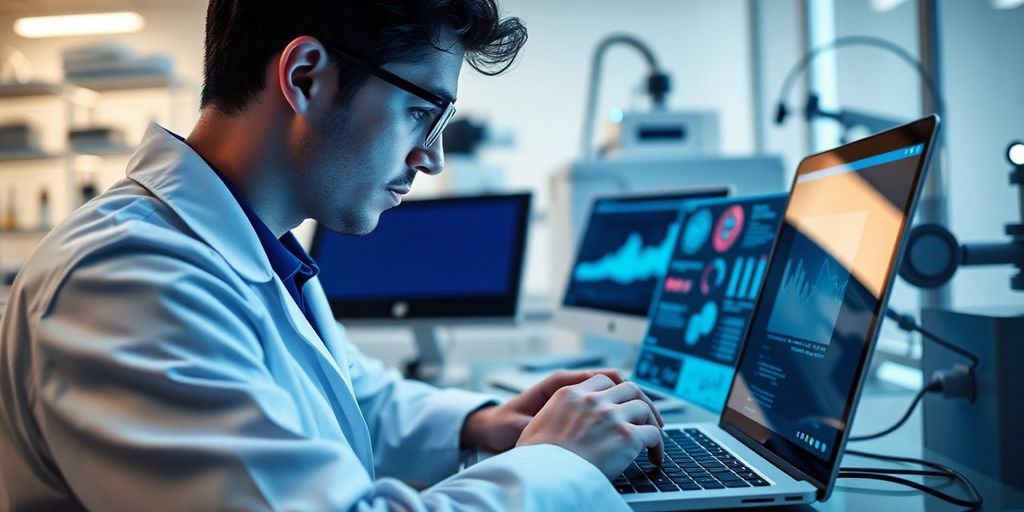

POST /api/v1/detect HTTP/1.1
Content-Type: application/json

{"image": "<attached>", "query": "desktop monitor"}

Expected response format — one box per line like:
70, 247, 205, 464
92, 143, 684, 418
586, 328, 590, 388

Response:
631, 193, 789, 412
556, 189, 728, 342
310, 192, 532, 324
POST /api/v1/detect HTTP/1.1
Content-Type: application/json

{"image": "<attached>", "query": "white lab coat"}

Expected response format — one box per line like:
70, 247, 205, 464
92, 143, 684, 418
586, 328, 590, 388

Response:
0, 124, 627, 511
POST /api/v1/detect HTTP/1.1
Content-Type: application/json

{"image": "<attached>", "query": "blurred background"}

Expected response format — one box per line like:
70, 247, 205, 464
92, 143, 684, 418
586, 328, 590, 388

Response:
0, 0, 1021, 371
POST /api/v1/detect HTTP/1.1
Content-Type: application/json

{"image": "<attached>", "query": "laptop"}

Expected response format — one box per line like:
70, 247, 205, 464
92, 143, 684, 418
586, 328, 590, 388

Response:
632, 193, 788, 414
617, 115, 939, 510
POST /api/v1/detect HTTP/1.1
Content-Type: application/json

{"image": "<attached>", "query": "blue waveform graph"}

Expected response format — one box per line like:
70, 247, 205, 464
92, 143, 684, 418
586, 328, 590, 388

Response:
684, 301, 718, 346
574, 224, 679, 284
766, 256, 850, 346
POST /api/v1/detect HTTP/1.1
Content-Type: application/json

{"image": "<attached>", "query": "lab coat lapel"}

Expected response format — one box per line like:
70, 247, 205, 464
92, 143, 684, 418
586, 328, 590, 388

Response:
274, 279, 375, 476
303, 278, 352, 376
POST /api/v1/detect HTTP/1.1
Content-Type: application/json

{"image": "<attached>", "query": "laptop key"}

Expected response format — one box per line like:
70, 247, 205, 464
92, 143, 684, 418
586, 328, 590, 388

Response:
616, 485, 636, 494
677, 481, 702, 491
698, 481, 724, 490
634, 485, 658, 493
656, 483, 679, 492
749, 479, 771, 487
722, 480, 751, 488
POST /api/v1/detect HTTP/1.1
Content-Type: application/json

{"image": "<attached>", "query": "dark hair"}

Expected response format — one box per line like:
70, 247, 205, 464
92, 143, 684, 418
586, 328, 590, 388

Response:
200, 0, 527, 115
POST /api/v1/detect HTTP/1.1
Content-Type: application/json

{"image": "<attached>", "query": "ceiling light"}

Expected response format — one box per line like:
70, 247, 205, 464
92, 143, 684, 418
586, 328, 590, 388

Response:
869, 0, 910, 13
992, 0, 1024, 9
14, 12, 145, 39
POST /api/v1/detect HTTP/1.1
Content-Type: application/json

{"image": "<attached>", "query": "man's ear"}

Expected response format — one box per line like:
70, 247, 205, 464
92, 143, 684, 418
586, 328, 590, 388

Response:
277, 35, 333, 115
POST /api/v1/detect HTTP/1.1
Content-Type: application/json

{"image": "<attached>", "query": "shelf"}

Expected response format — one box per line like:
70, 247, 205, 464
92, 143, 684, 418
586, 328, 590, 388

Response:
0, 150, 63, 162
0, 228, 50, 237
0, 81, 64, 99
71, 144, 135, 157
68, 73, 180, 92
0, 146, 134, 163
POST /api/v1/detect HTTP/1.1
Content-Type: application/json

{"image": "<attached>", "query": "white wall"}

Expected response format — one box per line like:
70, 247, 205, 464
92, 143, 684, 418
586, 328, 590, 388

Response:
939, 0, 1024, 309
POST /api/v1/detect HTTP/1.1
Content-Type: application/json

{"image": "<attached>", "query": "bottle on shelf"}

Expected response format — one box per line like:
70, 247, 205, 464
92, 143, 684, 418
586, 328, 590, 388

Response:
2, 186, 18, 231
38, 188, 51, 230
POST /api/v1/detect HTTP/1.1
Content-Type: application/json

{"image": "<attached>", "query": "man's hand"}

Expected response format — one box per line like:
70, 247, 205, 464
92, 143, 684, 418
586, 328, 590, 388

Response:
461, 370, 664, 461
515, 373, 665, 478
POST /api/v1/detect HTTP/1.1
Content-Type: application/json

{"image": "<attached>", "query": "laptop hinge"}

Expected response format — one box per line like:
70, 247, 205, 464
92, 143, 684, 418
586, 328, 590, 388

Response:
722, 422, 827, 496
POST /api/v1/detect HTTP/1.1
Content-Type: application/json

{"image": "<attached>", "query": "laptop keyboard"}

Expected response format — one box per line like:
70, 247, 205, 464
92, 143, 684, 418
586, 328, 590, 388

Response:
614, 428, 772, 494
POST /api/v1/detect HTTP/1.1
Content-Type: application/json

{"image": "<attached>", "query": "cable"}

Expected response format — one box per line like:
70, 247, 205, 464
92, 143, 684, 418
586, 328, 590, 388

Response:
885, 307, 979, 369
774, 35, 947, 126
840, 466, 951, 478
840, 450, 983, 509
848, 379, 940, 442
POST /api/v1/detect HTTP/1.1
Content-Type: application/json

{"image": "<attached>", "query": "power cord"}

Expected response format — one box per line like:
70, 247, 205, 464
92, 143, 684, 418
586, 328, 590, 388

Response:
848, 307, 979, 441
839, 450, 984, 509
848, 378, 941, 442
884, 307, 979, 370
834, 308, 985, 508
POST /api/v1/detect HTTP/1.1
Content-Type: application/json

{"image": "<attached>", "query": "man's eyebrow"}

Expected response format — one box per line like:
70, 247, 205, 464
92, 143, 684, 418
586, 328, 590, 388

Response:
431, 88, 456, 104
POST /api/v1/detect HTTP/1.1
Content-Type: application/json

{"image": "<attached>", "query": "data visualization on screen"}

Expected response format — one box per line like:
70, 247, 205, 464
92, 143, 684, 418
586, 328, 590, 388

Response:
633, 193, 788, 412
726, 141, 930, 465
562, 190, 727, 318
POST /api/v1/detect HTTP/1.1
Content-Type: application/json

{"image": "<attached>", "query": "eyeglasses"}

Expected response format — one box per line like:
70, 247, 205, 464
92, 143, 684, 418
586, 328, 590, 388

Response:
330, 47, 456, 148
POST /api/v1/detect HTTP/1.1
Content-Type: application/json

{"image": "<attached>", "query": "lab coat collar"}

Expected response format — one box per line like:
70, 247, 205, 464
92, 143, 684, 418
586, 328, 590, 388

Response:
126, 123, 275, 283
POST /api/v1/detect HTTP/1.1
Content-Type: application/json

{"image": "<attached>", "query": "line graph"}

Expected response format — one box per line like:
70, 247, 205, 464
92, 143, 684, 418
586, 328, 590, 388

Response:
574, 223, 679, 284
767, 254, 850, 345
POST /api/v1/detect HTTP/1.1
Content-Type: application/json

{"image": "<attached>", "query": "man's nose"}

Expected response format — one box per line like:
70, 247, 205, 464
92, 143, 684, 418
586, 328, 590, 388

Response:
408, 135, 444, 176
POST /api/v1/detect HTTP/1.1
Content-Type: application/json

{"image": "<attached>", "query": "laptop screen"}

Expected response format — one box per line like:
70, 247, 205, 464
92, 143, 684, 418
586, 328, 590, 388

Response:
632, 193, 787, 412
721, 116, 939, 492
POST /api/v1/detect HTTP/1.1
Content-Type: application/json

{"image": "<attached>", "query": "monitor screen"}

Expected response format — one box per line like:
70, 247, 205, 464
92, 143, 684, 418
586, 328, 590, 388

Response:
561, 189, 729, 316
310, 193, 531, 321
721, 116, 938, 492
632, 193, 788, 412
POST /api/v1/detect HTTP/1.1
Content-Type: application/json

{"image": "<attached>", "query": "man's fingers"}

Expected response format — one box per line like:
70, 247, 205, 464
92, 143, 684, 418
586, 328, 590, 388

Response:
617, 400, 661, 429
597, 382, 665, 427
516, 370, 627, 415
589, 369, 627, 385
632, 424, 665, 466
535, 369, 622, 397
571, 373, 617, 392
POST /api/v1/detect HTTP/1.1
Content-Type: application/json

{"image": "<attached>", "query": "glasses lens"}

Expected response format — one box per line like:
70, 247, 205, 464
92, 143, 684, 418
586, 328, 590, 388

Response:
425, 103, 456, 147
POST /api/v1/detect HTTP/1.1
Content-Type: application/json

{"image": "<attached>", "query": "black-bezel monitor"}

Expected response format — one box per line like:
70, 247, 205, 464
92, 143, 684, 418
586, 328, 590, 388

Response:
556, 188, 729, 342
310, 192, 532, 323
719, 115, 939, 500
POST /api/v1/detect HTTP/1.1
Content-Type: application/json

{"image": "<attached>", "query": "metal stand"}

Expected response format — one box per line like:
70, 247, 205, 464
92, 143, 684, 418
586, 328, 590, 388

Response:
403, 326, 468, 388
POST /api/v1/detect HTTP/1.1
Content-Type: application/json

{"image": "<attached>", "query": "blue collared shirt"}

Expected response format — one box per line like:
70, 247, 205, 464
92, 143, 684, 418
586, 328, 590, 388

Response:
216, 175, 321, 332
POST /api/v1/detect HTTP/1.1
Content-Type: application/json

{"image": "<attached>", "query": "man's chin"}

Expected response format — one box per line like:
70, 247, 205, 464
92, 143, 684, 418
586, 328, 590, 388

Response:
318, 210, 380, 236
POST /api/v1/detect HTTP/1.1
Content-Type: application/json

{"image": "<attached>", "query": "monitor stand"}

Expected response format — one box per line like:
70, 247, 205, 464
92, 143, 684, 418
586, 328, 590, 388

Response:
403, 326, 468, 388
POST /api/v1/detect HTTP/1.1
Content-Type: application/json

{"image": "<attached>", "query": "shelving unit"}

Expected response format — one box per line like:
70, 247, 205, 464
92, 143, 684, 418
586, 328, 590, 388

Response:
0, 75, 194, 270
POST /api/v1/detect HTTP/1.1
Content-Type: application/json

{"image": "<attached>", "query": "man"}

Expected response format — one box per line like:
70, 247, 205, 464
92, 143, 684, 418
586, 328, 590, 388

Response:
0, 1, 664, 510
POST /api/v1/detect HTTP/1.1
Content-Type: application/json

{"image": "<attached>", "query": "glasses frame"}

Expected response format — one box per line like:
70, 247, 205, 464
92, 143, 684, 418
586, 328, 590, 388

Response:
330, 47, 456, 148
